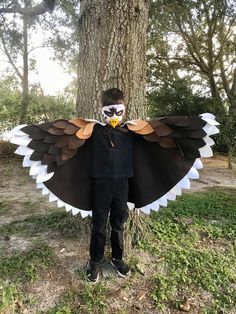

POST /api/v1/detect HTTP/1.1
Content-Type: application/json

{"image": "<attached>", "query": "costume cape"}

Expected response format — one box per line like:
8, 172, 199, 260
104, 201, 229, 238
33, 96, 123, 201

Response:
6, 113, 220, 218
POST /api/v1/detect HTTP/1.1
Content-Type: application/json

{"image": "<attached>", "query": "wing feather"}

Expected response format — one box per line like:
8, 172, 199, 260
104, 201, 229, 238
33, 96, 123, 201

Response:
6, 117, 96, 218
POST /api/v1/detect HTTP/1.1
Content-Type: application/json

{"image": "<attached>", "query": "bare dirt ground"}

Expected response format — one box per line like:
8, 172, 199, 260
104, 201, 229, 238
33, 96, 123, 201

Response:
0, 155, 236, 313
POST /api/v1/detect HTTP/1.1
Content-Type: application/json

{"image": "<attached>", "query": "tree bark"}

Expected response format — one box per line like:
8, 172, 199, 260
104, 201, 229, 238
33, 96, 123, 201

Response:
76, 0, 150, 120
74, 0, 150, 254
19, 12, 29, 124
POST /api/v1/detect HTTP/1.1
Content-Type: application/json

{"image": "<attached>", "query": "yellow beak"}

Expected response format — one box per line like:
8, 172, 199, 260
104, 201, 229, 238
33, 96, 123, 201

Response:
110, 118, 119, 128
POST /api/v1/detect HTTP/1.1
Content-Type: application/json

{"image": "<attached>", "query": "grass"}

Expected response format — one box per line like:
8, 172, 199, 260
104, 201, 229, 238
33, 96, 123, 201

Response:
0, 200, 11, 215
44, 282, 108, 314
1, 183, 236, 313
0, 211, 69, 237
138, 187, 236, 313
0, 244, 55, 283
0, 209, 91, 239
0, 282, 23, 313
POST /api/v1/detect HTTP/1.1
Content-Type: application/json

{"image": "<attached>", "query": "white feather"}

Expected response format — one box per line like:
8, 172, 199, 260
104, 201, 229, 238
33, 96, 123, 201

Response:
15, 146, 34, 156
201, 117, 220, 126
127, 202, 135, 210
199, 145, 213, 157
199, 113, 215, 120
178, 176, 190, 189
80, 210, 92, 218
11, 135, 31, 146
157, 196, 168, 207
170, 186, 182, 195
36, 183, 44, 189
71, 208, 81, 215
140, 206, 151, 214
150, 200, 160, 211
187, 167, 199, 179
203, 124, 220, 136
29, 162, 45, 176
165, 191, 177, 201
203, 136, 215, 146
36, 170, 54, 183
193, 158, 203, 169
65, 204, 72, 212
23, 156, 34, 167
42, 186, 50, 195
49, 193, 58, 202
10, 124, 28, 133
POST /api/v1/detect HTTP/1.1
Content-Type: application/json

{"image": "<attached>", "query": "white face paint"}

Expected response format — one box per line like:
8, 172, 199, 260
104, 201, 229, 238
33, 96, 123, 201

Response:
101, 104, 125, 128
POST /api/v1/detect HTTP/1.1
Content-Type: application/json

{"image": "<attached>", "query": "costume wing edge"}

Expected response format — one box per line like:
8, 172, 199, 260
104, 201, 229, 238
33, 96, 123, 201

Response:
126, 112, 220, 214
5, 118, 100, 218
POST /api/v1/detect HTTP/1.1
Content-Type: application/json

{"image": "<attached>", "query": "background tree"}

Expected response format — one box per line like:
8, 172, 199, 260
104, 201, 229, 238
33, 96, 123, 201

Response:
0, 0, 56, 123
148, 0, 236, 167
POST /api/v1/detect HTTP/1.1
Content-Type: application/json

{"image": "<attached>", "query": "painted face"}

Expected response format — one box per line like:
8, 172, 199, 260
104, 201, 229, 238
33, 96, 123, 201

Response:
102, 104, 125, 128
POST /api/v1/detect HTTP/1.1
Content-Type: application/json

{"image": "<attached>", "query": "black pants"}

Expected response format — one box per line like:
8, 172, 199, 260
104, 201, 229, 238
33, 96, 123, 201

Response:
89, 178, 129, 263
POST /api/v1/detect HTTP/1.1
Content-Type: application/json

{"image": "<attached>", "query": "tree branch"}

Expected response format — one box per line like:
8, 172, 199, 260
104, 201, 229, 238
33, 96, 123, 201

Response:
0, 34, 23, 80
231, 68, 236, 95
0, 0, 55, 16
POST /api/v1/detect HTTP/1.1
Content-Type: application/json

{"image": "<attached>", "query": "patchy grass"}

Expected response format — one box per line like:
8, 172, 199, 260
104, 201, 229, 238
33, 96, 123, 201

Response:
0, 282, 24, 313
0, 244, 55, 283
0, 200, 10, 215
138, 187, 236, 313
44, 282, 108, 314
0, 211, 70, 237
0, 209, 91, 239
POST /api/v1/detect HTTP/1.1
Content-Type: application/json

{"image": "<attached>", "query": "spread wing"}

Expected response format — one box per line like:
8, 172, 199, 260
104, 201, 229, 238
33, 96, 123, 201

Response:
126, 113, 220, 214
7, 117, 98, 217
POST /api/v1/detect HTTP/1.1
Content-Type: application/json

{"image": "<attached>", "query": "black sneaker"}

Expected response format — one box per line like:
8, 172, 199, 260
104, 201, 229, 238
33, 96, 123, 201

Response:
111, 258, 131, 277
86, 261, 100, 283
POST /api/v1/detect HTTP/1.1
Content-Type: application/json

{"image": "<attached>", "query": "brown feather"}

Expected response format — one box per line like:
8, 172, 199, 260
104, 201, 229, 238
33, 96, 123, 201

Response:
154, 123, 172, 137
67, 136, 85, 150
55, 136, 69, 148
53, 120, 70, 129
159, 137, 177, 148
64, 124, 80, 135
143, 132, 161, 142
43, 134, 58, 144
61, 148, 77, 161
69, 117, 88, 128
126, 120, 148, 132
83, 122, 96, 136
133, 123, 154, 135
38, 122, 53, 131
76, 128, 92, 139
48, 127, 65, 136
42, 153, 57, 165
48, 144, 60, 155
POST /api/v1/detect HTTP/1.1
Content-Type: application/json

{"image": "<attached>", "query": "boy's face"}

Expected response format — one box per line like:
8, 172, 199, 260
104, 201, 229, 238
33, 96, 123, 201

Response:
102, 103, 125, 128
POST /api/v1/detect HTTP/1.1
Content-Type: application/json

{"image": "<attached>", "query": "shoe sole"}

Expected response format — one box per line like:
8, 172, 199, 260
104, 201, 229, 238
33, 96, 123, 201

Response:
110, 261, 131, 278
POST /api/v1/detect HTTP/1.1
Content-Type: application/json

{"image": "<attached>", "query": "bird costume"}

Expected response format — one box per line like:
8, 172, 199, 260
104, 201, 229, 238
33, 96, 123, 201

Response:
6, 105, 220, 218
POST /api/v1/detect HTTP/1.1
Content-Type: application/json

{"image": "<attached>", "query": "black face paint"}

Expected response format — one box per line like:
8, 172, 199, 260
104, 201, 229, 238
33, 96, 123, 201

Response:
104, 107, 124, 117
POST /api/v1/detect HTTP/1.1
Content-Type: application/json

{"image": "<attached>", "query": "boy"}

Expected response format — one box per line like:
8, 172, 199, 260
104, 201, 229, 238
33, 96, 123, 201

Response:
86, 88, 132, 282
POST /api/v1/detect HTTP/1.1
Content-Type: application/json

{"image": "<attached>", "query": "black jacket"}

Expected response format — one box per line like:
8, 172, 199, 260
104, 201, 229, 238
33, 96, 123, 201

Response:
90, 124, 134, 179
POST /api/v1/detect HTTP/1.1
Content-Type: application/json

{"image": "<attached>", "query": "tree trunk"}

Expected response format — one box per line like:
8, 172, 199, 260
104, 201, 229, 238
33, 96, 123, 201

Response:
74, 0, 150, 254
19, 13, 29, 124
76, 0, 149, 120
